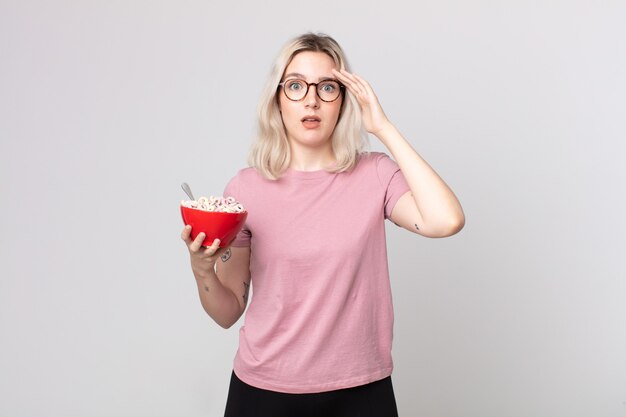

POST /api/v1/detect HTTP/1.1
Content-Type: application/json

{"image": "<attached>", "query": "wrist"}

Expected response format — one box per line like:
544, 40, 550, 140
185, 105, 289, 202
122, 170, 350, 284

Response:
372, 120, 396, 140
192, 264, 216, 281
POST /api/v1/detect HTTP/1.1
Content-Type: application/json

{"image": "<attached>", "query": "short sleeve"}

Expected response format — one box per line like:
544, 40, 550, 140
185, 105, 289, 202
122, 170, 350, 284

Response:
223, 174, 251, 247
375, 153, 411, 219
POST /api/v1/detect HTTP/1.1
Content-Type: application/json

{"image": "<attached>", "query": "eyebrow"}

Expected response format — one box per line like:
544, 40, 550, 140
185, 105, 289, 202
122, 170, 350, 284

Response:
283, 72, 337, 82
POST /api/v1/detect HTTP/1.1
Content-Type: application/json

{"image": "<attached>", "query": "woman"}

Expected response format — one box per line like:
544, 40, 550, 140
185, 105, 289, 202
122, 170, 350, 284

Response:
181, 32, 465, 417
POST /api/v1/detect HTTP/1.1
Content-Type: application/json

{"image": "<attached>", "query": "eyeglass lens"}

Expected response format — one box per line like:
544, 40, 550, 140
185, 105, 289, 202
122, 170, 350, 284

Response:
282, 79, 341, 102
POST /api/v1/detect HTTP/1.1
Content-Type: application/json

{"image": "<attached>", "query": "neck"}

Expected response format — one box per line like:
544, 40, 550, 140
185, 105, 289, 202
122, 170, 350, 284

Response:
288, 142, 336, 172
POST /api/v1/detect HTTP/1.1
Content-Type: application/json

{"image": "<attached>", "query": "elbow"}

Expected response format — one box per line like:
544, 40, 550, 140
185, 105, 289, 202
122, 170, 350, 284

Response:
450, 212, 465, 234
424, 214, 465, 238
218, 321, 235, 330
213, 307, 245, 329
216, 316, 239, 329
204, 307, 240, 329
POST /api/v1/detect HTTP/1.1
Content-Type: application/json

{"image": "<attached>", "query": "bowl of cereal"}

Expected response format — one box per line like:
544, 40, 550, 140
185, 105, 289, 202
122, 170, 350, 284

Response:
180, 196, 247, 247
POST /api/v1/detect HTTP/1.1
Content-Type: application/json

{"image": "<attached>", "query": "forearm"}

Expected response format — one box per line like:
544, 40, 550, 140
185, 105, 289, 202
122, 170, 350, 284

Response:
376, 122, 465, 231
192, 266, 243, 329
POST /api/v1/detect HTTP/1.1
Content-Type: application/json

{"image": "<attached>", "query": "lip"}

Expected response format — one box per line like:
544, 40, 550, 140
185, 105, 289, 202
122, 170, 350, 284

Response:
301, 115, 321, 122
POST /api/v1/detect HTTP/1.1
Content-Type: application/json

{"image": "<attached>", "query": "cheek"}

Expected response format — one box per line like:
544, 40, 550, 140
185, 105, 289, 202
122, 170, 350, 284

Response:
281, 107, 296, 125
278, 93, 295, 115
279, 105, 300, 131
329, 102, 342, 124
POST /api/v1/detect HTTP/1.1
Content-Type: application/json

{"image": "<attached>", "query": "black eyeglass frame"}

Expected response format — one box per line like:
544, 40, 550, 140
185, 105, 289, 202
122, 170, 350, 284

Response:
277, 79, 345, 102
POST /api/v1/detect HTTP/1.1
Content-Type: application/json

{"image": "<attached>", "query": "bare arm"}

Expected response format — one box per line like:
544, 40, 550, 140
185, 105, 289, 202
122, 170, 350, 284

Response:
380, 125, 465, 238
333, 68, 465, 238
181, 226, 251, 328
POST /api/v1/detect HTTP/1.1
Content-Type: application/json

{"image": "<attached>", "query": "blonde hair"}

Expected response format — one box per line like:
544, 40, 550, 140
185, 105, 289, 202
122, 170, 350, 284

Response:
247, 32, 369, 180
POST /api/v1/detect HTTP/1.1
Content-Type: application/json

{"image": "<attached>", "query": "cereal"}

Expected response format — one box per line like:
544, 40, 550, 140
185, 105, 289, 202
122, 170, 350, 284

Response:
181, 196, 245, 213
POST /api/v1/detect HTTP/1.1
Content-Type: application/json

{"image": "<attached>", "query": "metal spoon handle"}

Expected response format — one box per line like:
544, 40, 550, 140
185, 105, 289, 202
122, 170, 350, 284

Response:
181, 182, 195, 201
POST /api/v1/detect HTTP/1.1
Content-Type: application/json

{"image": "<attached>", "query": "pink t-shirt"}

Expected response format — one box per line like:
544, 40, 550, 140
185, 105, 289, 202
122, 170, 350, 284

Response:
222, 151, 410, 394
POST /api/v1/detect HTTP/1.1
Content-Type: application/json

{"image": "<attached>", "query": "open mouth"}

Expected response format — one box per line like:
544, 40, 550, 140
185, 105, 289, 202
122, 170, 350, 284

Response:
301, 117, 321, 128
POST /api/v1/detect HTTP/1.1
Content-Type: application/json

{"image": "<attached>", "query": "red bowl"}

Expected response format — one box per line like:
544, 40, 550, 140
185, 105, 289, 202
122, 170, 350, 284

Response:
180, 205, 248, 248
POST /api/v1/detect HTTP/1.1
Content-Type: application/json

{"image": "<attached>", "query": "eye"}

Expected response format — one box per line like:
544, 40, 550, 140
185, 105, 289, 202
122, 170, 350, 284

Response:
286, 80, 305, 91
319, 81, 338, 93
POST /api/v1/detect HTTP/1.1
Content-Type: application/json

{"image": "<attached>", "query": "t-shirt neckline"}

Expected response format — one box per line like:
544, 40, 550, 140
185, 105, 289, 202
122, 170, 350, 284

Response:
285, 167, 335, 180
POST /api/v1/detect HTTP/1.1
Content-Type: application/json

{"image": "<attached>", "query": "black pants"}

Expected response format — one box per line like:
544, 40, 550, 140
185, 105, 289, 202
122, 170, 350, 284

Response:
224, 371, 399, 417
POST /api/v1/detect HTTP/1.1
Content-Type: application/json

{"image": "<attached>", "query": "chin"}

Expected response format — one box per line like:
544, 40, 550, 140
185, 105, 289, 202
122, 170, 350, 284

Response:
301, 136, 331, 147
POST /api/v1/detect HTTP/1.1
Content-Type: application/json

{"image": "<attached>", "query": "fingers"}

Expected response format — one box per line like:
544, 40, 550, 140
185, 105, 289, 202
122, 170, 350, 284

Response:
332, 69, 378, 108
189, 232, 206, 252
182, 225, 220, 251
181, 225, 192, 243
203, 238, 221, 255
332, 69, 366, 94
198, 238, 221, 265
332, 68, 354, 89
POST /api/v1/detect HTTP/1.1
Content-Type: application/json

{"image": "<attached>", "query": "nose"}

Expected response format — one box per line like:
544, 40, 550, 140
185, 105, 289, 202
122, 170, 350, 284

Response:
304, 84, 320, 108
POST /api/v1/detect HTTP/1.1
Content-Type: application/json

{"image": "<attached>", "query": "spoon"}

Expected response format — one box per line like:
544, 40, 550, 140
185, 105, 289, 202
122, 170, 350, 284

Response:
181, 182, 195, 201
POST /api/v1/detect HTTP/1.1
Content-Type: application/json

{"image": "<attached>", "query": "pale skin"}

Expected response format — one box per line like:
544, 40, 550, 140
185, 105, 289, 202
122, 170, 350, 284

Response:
182, 51, 464, 328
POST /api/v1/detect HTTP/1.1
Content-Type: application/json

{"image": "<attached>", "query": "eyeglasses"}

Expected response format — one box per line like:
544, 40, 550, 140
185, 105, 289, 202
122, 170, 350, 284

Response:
278, 79, 344, 102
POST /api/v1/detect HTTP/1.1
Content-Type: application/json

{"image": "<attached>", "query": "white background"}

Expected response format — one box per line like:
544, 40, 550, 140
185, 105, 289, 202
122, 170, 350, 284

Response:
1, 1, 625, 416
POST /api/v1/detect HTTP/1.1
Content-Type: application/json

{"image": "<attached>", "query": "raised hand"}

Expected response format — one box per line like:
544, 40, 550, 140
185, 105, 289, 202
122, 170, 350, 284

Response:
332, 68, 391, 136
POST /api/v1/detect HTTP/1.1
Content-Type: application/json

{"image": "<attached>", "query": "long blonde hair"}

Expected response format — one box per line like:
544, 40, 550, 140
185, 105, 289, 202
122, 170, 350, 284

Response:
247, 33, 369, 180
